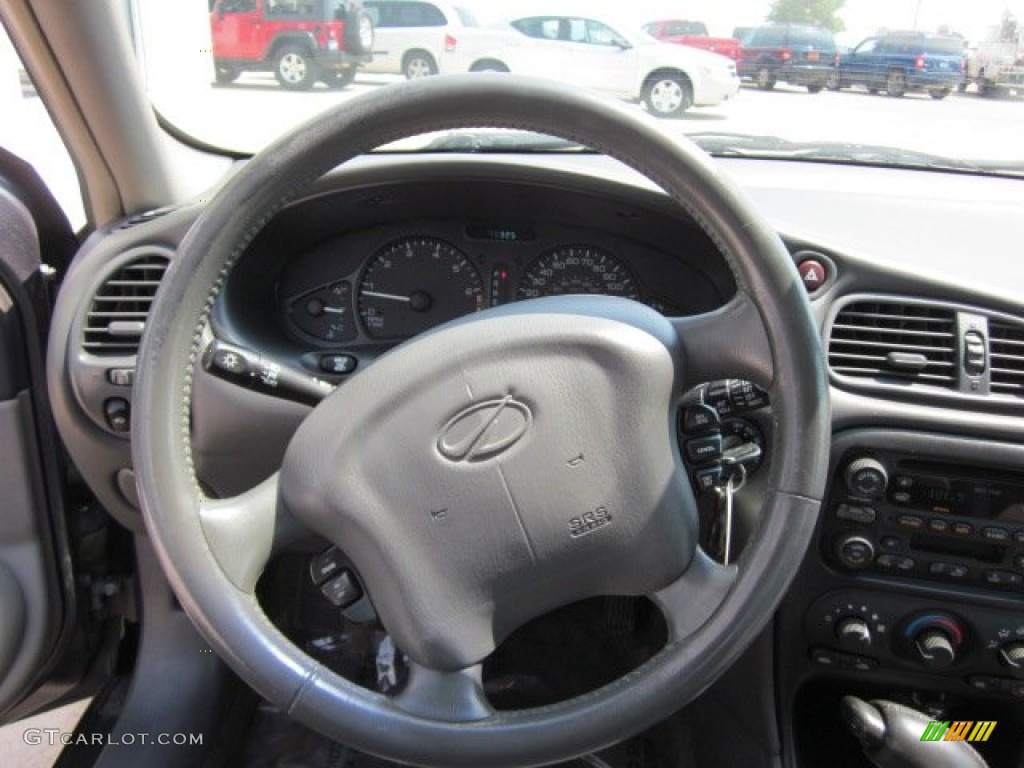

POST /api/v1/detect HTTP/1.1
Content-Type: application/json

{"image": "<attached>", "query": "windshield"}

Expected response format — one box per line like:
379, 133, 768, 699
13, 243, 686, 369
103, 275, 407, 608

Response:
138, 0, 1024, 174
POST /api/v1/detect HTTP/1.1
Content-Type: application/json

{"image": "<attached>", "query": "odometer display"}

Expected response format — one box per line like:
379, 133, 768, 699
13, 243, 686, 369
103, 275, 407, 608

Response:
517, 245, 639, 301
357, 237, 484, 339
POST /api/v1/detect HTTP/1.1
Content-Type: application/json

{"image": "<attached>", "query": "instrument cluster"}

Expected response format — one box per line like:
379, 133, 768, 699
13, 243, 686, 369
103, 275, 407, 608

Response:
278, 221, 725, 346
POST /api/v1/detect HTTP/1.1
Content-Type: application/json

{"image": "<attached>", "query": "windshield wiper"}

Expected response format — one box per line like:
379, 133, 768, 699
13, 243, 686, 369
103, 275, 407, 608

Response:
687, 132, 1015, 176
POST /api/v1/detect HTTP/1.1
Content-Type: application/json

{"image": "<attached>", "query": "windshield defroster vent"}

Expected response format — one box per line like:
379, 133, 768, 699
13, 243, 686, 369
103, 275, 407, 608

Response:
989, 321, 1024, 397
828, 300, 957, 389
82, 252, 170, 355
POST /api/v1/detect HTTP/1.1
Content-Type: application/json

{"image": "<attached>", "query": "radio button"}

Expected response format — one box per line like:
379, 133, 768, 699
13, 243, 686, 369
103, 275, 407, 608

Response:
983, 570, 1022, 587
836, 504, 876, 524
929, 562, 969, 579
892, 491, 912, 505
877, 554, 915, 572
898, 514, 925, 530
846, 458, 889, 499
1015, 531, 1024, 545
951, 522, 973, 536
836, 534, 875, 569
928, 518, 950, 533
983, 527, 1010, 543
894, 475, 914, 490
1013, 554, 1024, 570
880, 536, 902, 551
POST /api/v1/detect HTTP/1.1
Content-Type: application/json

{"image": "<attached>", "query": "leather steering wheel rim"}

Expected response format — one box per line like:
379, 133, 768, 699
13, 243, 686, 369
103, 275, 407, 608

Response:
133, 75, 830, 767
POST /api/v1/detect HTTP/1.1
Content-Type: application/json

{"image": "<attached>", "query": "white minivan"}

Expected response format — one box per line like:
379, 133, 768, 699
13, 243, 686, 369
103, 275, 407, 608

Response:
363, 0, 483, 78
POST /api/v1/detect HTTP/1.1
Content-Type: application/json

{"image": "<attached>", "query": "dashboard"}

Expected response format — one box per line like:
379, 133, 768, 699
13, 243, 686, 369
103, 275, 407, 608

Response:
46, 152, 1024, 767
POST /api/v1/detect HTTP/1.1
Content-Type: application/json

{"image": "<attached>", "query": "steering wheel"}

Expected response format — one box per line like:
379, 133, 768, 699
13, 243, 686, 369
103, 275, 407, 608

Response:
133, 75, 829, 767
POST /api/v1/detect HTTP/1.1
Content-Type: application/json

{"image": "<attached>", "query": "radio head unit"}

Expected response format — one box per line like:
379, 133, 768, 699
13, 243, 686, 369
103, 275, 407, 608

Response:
823, 452, 1024, 592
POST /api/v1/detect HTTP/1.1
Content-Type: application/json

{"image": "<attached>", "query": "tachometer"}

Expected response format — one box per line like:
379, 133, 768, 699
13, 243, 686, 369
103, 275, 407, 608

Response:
357, 237, 484, 339
517, 245, 639, 300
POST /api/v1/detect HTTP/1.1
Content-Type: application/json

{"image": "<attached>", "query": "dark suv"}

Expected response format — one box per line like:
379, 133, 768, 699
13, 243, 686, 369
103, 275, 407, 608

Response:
837, 32, 965, 99
210, 0, 374, 90
738, 23, 838, 92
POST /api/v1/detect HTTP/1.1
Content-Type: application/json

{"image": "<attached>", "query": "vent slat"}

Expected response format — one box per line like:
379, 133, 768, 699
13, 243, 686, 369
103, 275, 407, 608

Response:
839, 310, 953, 325
832, 324, 955, 340
989, 321, 1024, 398
830, 338, 954, 354
828, 300, 957, 390
81, 255, 169, 355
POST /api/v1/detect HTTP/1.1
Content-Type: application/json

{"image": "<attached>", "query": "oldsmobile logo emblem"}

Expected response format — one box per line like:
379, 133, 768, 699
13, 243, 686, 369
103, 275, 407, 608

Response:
437, 396, 532, 463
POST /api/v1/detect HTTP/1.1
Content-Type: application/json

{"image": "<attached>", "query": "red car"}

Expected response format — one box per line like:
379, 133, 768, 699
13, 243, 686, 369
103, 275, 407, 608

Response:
643, 19, 742, 61
211, 0, 374, 90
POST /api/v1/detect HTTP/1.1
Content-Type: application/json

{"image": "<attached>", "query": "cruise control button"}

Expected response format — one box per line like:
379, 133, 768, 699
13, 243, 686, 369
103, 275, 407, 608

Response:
682, 404, 720, 435
686, 435, 722, 464
694, 466, 723, 493
320, 570, 363, 608
310, 547, 344, 585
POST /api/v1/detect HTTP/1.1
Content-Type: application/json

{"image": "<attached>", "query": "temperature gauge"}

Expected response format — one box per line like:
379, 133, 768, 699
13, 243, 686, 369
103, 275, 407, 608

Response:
289, 281, 357, 343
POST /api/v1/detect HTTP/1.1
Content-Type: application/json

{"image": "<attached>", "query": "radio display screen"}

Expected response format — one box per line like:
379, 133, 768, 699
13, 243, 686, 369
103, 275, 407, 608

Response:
893, 473, 1024, 521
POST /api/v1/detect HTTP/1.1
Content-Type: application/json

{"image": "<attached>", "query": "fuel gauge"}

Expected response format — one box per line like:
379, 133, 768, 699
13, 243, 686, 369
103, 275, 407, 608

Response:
289, 281, 357, 343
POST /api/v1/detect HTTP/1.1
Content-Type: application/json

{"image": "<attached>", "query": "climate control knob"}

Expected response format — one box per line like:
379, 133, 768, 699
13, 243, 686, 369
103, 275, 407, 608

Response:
836, 617, 873, 649
998, 642, 1024, 678
845, 457, 889, 499
913, 629, 957, 669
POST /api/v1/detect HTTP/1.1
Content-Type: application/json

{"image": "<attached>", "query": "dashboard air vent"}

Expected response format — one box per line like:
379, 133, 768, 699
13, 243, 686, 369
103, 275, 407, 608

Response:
829, 300, 957, 389
82, 253, 169, 355
989, 321, 1024, 397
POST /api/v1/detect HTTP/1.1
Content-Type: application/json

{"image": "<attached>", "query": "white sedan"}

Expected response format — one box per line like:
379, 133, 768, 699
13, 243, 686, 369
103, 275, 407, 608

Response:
439, 10, 740, 117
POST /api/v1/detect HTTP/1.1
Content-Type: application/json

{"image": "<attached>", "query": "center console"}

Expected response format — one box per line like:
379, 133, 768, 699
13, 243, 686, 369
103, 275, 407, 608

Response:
777, 430, 1024, 768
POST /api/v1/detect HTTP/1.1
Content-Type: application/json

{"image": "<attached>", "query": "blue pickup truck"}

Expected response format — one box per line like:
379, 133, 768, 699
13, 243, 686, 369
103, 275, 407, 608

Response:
837, 32, 965, 99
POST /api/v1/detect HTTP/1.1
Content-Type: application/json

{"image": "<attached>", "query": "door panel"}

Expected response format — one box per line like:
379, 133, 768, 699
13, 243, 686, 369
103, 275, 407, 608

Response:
0, 186, 68, 721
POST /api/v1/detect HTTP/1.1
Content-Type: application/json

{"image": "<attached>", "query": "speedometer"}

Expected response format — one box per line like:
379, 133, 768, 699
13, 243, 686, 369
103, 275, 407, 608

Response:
357, 237, 484, 339
516, 245, 640, 301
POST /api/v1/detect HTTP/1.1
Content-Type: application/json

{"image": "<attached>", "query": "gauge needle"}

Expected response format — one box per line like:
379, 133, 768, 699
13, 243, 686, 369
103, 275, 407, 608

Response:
362, 290, 411, 303
322, 306, 346, 314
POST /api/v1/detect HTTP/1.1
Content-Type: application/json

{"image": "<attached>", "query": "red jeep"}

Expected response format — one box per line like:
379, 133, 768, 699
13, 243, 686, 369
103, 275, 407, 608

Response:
211, 0, 374, 90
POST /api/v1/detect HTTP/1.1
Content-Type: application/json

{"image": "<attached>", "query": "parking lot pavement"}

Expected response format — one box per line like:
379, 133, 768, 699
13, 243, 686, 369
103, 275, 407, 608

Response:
177, 74, 1023, 167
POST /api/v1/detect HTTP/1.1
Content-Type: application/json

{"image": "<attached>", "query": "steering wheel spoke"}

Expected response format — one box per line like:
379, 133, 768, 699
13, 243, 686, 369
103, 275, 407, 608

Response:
649, 549, 737, 643
670, 292, 773, 391
393, 662, 495, 723
198, 473, 307, 592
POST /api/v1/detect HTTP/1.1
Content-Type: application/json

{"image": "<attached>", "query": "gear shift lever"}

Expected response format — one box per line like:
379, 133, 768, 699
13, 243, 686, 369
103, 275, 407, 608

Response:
841, 697, 988, 768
